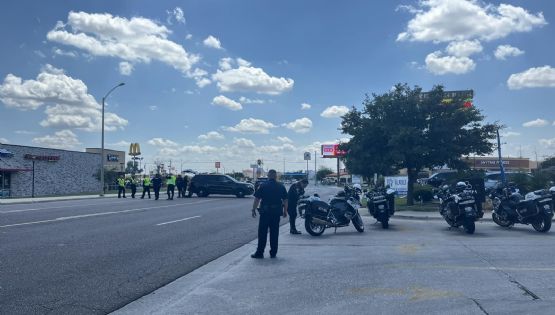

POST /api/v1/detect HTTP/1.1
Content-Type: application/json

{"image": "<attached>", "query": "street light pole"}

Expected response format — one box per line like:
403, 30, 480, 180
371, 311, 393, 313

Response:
100, 82, 125, 196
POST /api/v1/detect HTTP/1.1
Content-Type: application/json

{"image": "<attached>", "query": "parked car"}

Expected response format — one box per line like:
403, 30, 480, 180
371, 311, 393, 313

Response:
188, 174, 254, 198
484, 172, 533, 191
421, 171, 458, 187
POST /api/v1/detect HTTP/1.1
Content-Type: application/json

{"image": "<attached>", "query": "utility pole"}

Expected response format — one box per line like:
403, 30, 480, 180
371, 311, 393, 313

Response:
496, 128, 506, 184
314, 150, 317, 186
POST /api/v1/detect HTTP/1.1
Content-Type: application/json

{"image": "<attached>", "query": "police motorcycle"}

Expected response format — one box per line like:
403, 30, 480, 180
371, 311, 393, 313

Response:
490, 182, 552, 232
435, 182, 479, 234
298, 185, 365, 236
366, 186, 396, 229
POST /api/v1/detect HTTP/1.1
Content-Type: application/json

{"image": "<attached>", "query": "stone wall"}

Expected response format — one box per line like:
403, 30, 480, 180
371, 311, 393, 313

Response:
0, 144, 102, 197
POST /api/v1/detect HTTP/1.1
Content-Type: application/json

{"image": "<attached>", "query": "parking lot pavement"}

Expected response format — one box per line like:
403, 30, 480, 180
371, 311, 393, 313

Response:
113, 217, 555, 315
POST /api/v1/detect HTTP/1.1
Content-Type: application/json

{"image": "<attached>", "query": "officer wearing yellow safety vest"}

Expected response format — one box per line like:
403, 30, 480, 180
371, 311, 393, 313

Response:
141, 176, 152, 199
166, 173, 176, 200
117, 175, 126, 198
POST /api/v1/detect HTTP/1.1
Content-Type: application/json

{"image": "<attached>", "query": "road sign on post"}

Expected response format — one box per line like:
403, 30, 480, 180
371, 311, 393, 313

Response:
215, 162, 221, 169
304, 152, 311, 160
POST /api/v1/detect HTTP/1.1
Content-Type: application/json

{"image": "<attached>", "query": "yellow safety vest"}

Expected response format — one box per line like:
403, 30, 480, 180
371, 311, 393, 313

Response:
143, 177, 151, 186
167, 176, 176, 186
117, 178, 126, 187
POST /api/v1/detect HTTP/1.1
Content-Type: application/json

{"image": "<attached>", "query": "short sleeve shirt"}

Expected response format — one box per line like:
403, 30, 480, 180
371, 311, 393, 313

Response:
254, 179, 287, 207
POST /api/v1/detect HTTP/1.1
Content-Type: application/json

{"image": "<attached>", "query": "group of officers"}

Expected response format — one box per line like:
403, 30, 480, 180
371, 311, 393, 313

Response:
116, 174, 189, 200
116, 169, 309, 260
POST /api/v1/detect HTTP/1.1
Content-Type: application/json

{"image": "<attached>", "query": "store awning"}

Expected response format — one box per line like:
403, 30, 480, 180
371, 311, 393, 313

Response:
0, 158, 31, 172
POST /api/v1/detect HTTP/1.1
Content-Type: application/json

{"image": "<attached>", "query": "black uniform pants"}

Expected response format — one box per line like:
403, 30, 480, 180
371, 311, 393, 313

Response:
118, 186, 126, 198
141, 186, 151, 198
131, 185, 137, 198
167, 184, 175, 199
177, 186, 185, 198
154, 186, 161, 200
288, 205, 298, 231
256, 212, 281, 256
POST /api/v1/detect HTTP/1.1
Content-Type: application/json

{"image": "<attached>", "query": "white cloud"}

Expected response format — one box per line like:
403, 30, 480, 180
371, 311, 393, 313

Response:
149, 105, 158, 111
179, 145, 218, 154
47, 11, 200, 80
277, 136, 293, 143
494, 45, 524, 60
257, 143, 296, 154
212, 95, 242, 111
239, 96, 265, 104
507, 66, 555, 90
198, 131, 225, 140
501, 131, 521, 137
301, 103, 311, 110
185, 34, 192, 40
283, 117, 313, 133
0, 65, 127, 132
148, 137, 178, 147
53, 47, 77, 58
167, 7, 185, 25
522, 119, 549, 127
203, 35, 222, 49
397, 0, 546, 43
539, 138, 555, 149
32, 129, 81, 149
212, 58, 294, 95
321, 105, 349, 118
445, 40, 483, 57
15, 130, 36, 135
425, 51, 475, 75
224, 118, 277, 134
109, 140, 131, 147
0, 137, 9, 143
233, 137, 256, 148
119, 61, 134, 76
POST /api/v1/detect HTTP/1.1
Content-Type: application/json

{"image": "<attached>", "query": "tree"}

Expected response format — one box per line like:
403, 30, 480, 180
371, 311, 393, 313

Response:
125, 161, 141, 175
341, 84, 498, 205
316, 167, 333, 181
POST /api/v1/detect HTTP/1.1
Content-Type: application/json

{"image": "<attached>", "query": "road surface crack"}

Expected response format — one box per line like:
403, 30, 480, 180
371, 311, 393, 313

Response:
458, 241, 541, 300
470, 298, 489, 315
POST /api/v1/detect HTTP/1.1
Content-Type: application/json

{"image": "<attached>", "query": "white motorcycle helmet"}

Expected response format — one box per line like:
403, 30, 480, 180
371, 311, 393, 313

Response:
353, 184, 362, 191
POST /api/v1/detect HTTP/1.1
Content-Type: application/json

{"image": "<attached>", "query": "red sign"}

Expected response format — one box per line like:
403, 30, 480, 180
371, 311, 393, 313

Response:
24, 154, 60, 161
321, 144, 346, 158
215, 162, 221, 169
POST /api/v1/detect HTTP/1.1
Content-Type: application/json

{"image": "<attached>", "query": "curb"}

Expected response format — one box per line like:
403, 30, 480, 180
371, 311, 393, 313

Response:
393, 214, 494, 222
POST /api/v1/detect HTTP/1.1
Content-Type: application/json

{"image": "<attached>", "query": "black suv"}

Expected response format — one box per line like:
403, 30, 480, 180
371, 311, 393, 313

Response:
188, 174, 254, 198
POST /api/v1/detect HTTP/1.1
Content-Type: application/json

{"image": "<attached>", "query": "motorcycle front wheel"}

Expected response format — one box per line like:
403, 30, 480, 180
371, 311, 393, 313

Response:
532, 214, 552, 233
305, 217, 326, 236
352, 213, 365, 232
463, 218, 475, 234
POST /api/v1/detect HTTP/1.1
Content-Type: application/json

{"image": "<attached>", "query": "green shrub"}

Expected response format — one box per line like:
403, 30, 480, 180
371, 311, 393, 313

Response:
413, 184, 434, 203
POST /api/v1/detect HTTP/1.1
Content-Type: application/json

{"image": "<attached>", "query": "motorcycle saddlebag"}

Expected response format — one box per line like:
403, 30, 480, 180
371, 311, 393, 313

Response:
310, 200, 330, 215
517, 199, 538, 217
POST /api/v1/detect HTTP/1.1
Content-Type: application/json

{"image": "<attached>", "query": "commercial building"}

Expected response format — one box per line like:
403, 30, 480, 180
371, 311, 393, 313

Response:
464, 156, 534, 172
0, 144, 102, 198
85, 148, 126, 172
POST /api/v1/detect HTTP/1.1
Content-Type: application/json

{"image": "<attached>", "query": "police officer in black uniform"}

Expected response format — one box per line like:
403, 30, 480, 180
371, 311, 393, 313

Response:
152, 173, 162, 200
251, 169, 288, 259
287, 178, 308, 234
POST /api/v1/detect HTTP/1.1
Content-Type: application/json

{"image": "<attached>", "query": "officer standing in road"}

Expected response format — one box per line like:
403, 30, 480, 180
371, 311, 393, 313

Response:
166, 173, 176, 200
129, 176, 138, 198
117, 174, 126, 198
251, 169, 288, 259
287, 178, 308, 234
141, 176, 152, 199
152, 173, 162, 200
176, 174, 185, 198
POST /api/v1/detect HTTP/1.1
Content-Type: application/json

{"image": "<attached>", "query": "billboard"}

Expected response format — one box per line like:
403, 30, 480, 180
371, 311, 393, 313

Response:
385, 176, 408, 195
321, 144, 346, 158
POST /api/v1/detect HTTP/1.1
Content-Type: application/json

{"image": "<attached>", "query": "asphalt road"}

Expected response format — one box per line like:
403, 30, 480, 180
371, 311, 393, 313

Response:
115, 216, 555, 315
0, 186, 339, 314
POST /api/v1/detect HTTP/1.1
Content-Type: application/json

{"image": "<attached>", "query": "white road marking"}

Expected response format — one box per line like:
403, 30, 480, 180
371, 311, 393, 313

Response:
0, 200, 130, 214
156, 216, 201, 226
0, 200, 215, 229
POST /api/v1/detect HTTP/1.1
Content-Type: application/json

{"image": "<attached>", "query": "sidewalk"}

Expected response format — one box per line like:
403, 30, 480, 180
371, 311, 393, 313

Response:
0, 194, 118, 205
394, 210, 493, 222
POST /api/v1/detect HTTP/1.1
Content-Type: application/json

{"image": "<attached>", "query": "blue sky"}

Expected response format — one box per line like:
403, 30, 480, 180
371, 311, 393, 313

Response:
1, 0, 554, 173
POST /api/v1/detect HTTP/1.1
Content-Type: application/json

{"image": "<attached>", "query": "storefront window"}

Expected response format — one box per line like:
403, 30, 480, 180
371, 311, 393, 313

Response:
0, 171, 11, 198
